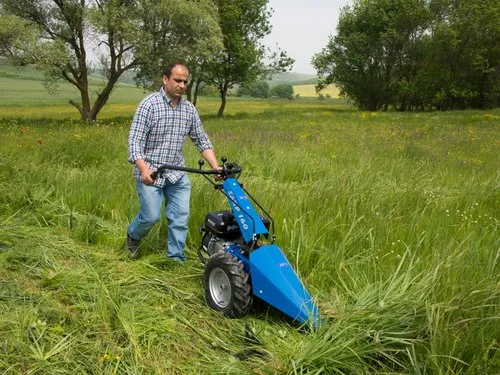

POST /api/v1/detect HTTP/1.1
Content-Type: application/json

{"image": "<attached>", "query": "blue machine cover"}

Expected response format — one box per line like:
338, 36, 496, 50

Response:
250, 244, 319, 326
223, 178, 269, 243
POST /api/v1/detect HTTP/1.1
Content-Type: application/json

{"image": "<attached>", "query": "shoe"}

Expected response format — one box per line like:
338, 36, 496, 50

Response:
125, 235, 141, 259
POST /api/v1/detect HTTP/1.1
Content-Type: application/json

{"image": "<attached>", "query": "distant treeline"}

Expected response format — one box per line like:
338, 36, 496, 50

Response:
313, 0, 500, 111
236, 82, 295, 100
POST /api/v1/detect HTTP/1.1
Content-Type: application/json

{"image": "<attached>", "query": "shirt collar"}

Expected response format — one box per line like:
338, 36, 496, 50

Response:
160, 87, 182, 107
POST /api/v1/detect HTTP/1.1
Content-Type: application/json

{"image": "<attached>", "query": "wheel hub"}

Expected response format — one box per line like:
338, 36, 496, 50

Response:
209, 267, 231, 308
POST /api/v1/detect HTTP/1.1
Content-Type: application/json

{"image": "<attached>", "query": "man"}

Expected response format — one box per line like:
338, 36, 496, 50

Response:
126, 62, 220, 262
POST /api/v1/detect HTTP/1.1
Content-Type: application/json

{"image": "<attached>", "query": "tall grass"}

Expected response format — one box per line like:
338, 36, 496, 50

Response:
0, 102, 499, 374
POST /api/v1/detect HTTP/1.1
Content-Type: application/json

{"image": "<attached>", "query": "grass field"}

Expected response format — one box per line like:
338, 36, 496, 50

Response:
293, 84, 340, 98
0, 70, 499, 374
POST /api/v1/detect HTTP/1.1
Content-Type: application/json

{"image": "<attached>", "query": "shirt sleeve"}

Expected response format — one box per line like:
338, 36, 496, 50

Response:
128, 98, 152, 164
189, 108, 213, 153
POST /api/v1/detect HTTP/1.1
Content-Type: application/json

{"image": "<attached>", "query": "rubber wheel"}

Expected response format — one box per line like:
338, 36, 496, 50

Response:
204, 252, 252, 318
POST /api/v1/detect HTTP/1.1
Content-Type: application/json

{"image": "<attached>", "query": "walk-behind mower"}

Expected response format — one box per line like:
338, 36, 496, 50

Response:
152, 158, 319, 327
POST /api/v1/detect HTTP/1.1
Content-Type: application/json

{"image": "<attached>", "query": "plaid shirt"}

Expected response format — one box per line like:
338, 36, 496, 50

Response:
128, 87, 213, 186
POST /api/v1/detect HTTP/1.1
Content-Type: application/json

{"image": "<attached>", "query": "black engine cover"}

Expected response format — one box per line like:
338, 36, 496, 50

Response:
204, 211, 241, 239
204, 210, 270, 240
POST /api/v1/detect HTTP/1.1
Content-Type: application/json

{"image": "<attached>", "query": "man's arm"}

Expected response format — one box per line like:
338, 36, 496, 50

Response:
128, 98, 151, 164
201, 148, 219, 169
129, 98, 154, 184
201, 148, 223, 180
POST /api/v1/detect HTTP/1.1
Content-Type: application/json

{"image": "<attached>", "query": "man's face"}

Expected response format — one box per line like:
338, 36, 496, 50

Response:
163, 65, 189, 100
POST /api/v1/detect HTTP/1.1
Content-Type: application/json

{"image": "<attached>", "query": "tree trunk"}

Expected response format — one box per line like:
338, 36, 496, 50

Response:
89, 74, 120, 121
186, 80, 194, 102
81, 84, 92, 121
67, 17, 93, 122
478, 73, 486, 109
69, 74, 119, 121
218, 91, 227, 117
69, 82, 92, 121
193, 80, 201, 106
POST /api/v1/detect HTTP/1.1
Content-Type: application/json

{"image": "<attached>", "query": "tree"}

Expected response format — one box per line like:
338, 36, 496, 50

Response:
206, 0, 293, 117
312, 0, 430, 111
270, 83, 294, 99
313, 0, 500, 111
133, 0, 223, 96
0, 0, 223, 121
420, 0, 500, 109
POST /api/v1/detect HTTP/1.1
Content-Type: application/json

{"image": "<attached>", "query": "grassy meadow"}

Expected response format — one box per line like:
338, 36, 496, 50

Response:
0, 69, 499, 374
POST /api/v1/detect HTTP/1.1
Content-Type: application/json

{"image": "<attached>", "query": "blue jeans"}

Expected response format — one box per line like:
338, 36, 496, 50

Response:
127, 174, 191, 260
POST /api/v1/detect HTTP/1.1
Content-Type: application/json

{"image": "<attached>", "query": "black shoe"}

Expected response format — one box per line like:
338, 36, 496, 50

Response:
125, 235, 141, 259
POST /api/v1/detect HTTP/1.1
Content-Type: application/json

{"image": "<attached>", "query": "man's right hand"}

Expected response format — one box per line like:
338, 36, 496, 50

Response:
140, 169, 155, 185
136, 159, 154, 185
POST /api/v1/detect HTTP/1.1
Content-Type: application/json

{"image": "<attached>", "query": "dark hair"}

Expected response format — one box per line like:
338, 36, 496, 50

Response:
162, 62, 189, 78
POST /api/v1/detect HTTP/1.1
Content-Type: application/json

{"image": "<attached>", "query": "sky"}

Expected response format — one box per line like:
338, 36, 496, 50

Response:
264, 0, 351, 75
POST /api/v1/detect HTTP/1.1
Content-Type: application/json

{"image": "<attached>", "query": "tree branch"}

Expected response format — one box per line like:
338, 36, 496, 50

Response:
68, 99, 83, 115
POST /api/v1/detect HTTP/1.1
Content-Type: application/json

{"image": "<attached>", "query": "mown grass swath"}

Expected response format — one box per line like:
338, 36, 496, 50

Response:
0, 99, 499, 373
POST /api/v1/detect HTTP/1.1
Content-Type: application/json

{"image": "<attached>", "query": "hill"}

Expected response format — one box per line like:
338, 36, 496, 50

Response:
267, 71, 318, 86
0, 58, 334, 100
0, 57, 136, 84
0, 58, 149, 107
0, 58, 317, 86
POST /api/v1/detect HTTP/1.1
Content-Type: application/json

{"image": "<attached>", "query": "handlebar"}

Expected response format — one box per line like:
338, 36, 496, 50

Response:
150, 158, 275, 243
151, 159, 242, 181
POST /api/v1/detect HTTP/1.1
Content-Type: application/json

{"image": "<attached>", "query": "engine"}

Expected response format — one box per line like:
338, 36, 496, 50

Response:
201, 211, 242, 256
200, 210, 271, 257
202, 233, 236, 256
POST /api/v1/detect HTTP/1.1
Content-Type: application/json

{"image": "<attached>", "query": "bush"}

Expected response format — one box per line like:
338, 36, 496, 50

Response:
270, 83, 294, 100
236, 81, 270, 98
